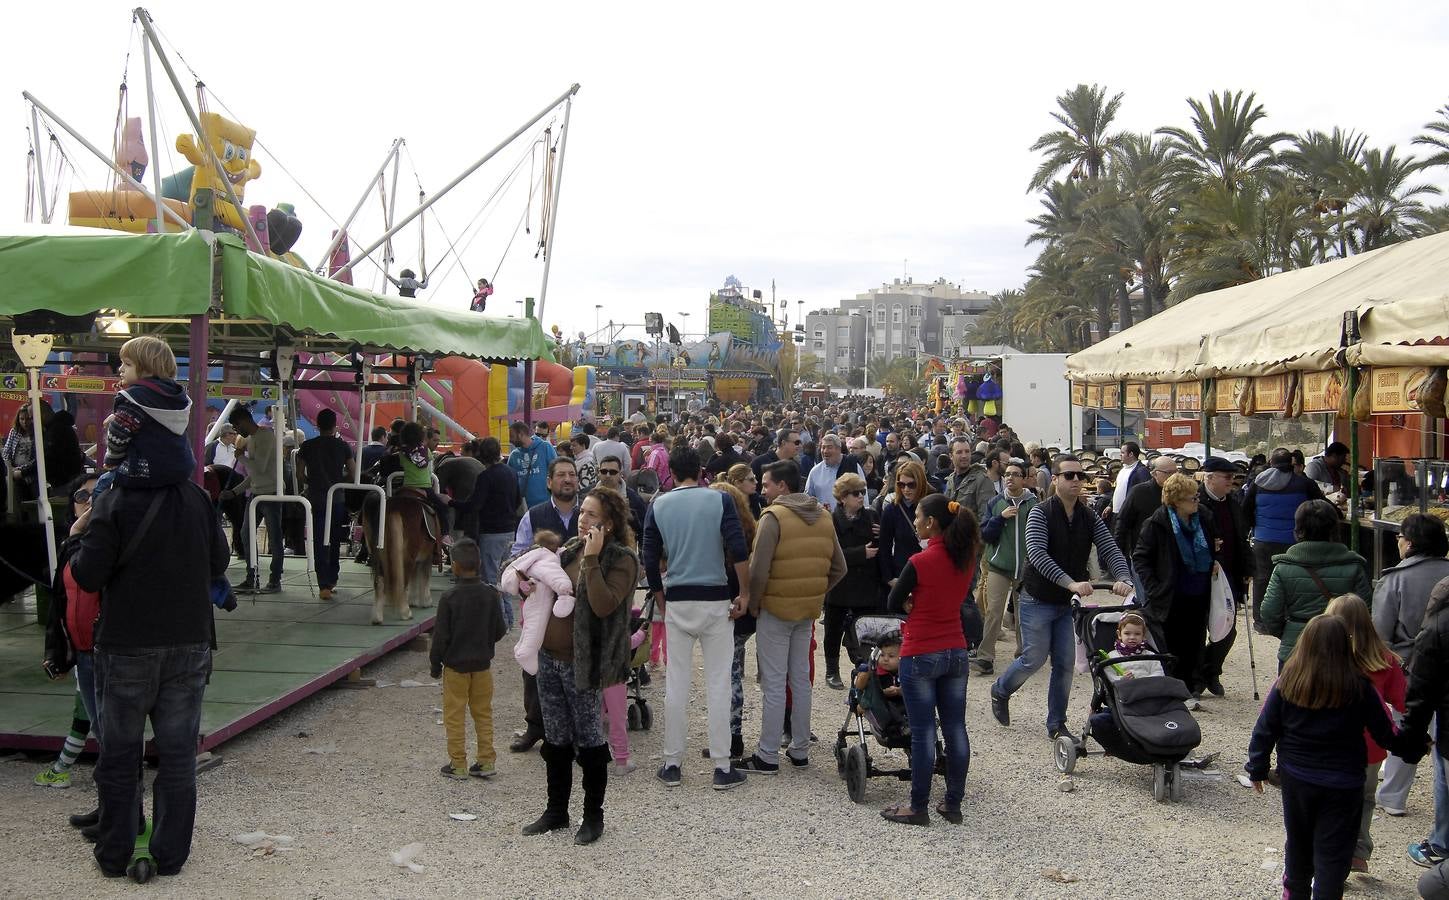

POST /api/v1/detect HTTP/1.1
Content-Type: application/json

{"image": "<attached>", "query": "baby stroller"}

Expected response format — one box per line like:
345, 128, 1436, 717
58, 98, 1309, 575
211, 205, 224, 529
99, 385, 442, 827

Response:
1052, 598, 1202, 803
624, 593, 655, 731
832, 614, 942, 804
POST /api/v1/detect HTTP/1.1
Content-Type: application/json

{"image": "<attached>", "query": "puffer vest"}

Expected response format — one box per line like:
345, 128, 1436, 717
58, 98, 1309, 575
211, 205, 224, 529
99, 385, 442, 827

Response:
760, 504, 837, 621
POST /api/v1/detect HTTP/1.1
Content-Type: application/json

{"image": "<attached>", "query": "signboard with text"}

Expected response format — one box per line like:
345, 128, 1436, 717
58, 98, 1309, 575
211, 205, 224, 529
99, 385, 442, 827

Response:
1301, 371, 1344, 414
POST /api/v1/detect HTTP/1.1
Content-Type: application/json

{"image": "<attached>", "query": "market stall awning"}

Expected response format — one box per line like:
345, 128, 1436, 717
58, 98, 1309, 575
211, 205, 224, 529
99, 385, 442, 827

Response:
0, 228, 551, 363
1065, 230, 1449, 384
216, 235, 551, 362
0, 227, 214, 318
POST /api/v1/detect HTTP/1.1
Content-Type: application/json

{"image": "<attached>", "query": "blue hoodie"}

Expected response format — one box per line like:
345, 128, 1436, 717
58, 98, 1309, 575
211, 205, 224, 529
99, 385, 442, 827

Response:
507, 436, 557, 508
106, 377, 195, 487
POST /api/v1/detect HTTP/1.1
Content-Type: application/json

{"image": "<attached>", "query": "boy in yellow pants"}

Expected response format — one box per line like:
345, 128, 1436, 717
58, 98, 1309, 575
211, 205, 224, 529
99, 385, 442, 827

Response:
431, 539, 508, 778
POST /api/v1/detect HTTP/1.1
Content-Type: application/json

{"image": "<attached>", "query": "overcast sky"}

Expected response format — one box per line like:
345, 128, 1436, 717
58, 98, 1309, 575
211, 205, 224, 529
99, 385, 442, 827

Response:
8, 1, 1449, 344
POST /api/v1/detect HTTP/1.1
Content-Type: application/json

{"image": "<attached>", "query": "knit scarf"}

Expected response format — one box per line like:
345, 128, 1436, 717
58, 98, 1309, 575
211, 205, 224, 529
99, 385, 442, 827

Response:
1114, 639, 1148, 656
1169, 508, 1213, 574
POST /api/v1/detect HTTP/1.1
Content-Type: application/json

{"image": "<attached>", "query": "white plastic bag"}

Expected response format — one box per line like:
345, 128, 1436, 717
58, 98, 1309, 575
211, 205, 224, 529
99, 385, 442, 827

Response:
1207, 567, 1235, 642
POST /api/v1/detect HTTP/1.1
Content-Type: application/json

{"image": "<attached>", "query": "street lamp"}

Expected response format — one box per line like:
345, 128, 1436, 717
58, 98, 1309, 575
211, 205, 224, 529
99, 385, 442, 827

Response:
595, 304, 603, 336
679, 311, 690, 339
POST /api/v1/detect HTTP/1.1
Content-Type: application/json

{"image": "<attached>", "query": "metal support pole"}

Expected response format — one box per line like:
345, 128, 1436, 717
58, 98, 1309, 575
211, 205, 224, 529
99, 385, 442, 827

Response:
1347, 367, 1361, 553
1118, 380, 1128, 447
12, 334, 57, 579
536, 93, 574, 321
133, 8, 264, 251
22, 92, 189, 231
382, 149, 402, 291
1203, 378, 1213, 458
141, 33, 166, 234
522, 298, 536, 424
335, 84, 580, 278
317, 140, 402, 276
29, 106, 51, 224
1067, 381, 1075, 449
188, 319, 208, 485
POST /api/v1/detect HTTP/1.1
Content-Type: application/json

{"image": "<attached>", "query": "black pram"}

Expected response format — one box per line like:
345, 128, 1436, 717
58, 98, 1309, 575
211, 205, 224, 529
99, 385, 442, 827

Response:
1053, 601, 1202, 803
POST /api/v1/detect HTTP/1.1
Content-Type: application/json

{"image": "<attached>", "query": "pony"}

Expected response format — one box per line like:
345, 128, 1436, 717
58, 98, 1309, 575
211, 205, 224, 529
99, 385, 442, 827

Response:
362, 492, 438, 625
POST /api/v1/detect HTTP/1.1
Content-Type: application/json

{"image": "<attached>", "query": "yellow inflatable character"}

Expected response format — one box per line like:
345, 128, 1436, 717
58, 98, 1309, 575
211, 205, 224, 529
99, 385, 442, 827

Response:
176, 111, 261, 232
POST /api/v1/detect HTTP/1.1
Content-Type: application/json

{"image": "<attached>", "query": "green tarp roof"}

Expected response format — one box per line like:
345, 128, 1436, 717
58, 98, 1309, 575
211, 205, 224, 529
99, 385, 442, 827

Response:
0, 228, 550, 363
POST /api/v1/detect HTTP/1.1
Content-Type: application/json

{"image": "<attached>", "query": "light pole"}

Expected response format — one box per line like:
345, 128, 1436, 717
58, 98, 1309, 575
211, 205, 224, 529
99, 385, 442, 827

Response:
595, 304, 603, 336
679, 311, 690, 340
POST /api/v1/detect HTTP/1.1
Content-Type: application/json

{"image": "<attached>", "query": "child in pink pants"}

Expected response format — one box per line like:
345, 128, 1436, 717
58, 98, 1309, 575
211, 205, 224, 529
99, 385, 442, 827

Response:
601, 611, 648, 774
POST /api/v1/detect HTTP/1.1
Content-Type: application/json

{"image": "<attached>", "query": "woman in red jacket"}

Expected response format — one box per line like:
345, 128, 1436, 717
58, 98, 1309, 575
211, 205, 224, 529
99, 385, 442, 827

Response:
882, 493, 980, 826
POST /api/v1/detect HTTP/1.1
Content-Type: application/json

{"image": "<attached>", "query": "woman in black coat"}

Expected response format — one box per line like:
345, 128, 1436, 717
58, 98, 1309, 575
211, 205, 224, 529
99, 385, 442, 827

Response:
877, 459, 933, 589
1132, 472, 1220, 694
823, 472, 885, 689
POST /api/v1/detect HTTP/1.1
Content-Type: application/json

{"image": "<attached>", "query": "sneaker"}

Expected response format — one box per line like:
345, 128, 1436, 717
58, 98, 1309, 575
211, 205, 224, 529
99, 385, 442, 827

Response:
712, 767, 747, 791
237, 576, 259, 592
785, 753, 810, 768
439, 763, 468, 780
990, 690, 1011, 727
613, 760, 637, 777
825, 674, 845, 691
656, 764, 682, 788
1379, 805, 1407, 817
1350, 857, 1369, 873
258, 580, 282, 594
735, 754, 780, 775
1184, 698, 1203, 711
1206, 677, 1225, 697
971, 659, 994, 676
33, 767, 71, 789
319, 587, 335, 601
468, 763, 496, 779
1409, 841, 1447, 868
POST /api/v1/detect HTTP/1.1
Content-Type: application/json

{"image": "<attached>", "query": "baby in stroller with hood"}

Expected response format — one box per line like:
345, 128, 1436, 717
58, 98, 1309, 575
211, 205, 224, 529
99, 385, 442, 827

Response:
853, 633, 908, 743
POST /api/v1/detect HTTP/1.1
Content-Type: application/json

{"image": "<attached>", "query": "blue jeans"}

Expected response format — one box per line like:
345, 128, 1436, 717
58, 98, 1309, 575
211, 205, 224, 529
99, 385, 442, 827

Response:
992, 594, 1075, 733
899, 647, 969, 811
309, 496, 345, 588
1432, 744, 1449, 853
93, 643, 211, 876
75, 651, 99, 743
480, 532, 515, 629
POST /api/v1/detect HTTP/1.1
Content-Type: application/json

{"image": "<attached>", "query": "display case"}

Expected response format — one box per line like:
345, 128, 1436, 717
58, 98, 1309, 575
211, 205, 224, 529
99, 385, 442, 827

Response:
1366, 458, 1449, 577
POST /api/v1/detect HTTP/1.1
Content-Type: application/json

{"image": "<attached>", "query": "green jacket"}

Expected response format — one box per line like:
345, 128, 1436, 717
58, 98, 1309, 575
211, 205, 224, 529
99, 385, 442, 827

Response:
1261, 540, 1373, 661
981, 490, 1039, 580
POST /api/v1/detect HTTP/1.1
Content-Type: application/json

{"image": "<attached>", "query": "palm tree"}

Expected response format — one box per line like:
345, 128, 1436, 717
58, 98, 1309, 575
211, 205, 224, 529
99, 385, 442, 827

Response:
1027, 84, 1127, 192
1158, 90, 1291, 193
1347, 145, 1441, 250
1279, 127, 1366, 261
1412, 102, 1449, 169
866, 355, 894, 389
967, 290, 1026, 348
1410, 202, 1449, 235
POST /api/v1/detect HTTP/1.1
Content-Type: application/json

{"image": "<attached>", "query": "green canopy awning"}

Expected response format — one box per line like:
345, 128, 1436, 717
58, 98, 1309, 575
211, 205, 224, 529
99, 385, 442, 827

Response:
216, 235, 551, 362
0, 228, 213, 317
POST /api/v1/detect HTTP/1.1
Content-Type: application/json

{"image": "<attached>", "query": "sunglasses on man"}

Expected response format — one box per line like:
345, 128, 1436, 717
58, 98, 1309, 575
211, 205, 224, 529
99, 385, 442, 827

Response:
1058, 471, 1088, 481
598, 468, 620, 477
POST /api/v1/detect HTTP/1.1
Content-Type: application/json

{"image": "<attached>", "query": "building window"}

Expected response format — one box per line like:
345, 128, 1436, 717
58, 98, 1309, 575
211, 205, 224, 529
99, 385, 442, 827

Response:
836, 326, 850, 340
875, 308, 886, 324
909, 304, 921, 318
892, 306, 903, 324
813, 340, 824, 350
836, 347, 850, 359
909, 324, 919, 341
813, 329, 824, 339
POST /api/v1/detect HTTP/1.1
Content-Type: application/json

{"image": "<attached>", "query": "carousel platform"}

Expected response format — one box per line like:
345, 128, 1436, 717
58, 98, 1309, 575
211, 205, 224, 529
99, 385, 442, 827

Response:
0, 556, 441, 753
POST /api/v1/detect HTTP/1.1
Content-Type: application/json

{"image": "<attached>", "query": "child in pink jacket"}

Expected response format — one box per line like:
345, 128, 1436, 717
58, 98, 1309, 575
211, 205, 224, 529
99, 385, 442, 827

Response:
501, 531, 575, 676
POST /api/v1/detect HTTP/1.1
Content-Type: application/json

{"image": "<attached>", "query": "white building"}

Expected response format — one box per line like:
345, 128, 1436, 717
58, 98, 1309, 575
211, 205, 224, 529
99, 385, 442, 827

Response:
805, 277, 993, 377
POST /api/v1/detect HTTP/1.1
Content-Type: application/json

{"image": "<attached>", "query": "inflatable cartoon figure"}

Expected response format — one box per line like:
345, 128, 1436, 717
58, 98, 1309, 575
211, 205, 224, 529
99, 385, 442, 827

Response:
175, 111, 261, 232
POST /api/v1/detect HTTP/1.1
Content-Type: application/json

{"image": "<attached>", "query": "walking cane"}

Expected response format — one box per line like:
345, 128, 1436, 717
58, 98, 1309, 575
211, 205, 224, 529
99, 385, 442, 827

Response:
1242, 580, 1260, 701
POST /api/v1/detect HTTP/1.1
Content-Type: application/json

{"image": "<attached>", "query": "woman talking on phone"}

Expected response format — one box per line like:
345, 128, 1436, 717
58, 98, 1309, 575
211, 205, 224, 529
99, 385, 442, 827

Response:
823, 472, 886, 690
520, 489, 638, 846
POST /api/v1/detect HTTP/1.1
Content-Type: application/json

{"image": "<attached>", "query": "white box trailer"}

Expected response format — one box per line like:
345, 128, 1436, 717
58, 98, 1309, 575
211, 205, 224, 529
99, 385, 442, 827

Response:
998, 353, 1070, 448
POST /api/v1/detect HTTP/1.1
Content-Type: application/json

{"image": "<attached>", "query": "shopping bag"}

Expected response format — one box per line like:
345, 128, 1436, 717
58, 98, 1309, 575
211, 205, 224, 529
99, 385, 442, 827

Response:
1207, 567, 1235, 642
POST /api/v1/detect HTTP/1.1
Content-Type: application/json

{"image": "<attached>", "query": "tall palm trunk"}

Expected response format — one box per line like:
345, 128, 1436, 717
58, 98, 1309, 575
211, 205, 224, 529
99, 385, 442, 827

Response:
1095, 288, 1112, 342
1116, 278, 1134, 330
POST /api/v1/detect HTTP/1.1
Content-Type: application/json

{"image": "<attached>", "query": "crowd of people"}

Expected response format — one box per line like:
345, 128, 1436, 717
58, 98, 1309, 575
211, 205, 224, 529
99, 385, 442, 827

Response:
11, 360, 1449, 896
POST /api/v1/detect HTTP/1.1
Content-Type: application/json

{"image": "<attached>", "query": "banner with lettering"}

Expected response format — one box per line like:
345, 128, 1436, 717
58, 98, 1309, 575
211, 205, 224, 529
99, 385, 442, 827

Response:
1176, 382, 1201, 414
1149, 384, 1173, 413
1124, 383, 1148, 410
1300, 371, 1344, 414
1253, 374, 1288, 413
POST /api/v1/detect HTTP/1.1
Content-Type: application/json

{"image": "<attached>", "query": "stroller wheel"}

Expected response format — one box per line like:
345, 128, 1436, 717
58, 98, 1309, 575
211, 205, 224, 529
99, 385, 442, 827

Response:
834, 741, 846, 777
1152, 764, 1168, 803
638, 703, 653, 731
1053, 735, 1077, 775
1169, 763, 1184, 803
626, 704, 642, 731
845, 745, 869, 804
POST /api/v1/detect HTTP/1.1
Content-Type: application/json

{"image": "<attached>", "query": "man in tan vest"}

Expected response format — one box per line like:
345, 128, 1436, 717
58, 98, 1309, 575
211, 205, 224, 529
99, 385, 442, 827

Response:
737, 460, 846, 773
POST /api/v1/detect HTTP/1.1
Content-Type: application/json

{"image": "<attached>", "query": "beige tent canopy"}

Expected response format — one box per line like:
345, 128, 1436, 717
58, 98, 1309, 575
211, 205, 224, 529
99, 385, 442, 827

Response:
1066, 230, 1449, 384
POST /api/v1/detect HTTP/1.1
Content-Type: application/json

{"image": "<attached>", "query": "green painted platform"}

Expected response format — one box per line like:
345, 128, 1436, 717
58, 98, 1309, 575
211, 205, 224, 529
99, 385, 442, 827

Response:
0, 556, 441, 752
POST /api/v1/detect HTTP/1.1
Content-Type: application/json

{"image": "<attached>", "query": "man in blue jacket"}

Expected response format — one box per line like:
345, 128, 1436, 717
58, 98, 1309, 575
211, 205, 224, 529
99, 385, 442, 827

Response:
506, 420, 556, 509
1243, 448, 1324, 631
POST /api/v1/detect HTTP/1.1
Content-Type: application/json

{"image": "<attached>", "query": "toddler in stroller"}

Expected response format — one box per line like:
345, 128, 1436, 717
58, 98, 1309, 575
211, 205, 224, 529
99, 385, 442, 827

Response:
1054, 602, 1202, 804
833, 615, 942, 804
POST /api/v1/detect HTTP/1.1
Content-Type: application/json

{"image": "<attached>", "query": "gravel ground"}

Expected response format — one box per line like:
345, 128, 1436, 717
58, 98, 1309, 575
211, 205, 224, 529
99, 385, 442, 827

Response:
0, 602, 1431, 899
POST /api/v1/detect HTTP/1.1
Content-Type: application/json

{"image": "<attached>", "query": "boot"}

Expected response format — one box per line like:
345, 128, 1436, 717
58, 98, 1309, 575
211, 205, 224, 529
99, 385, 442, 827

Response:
574, 744, 610, 845
69, 807, 100, 828
521, 742, 573, 836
